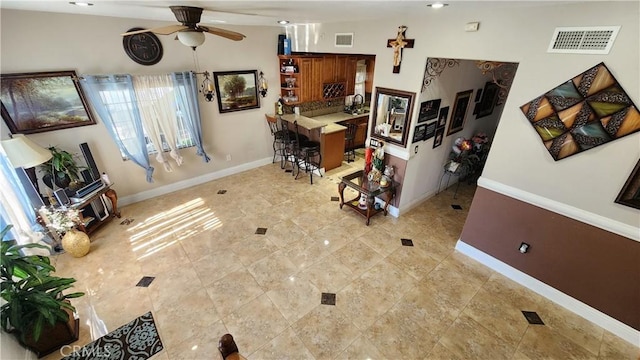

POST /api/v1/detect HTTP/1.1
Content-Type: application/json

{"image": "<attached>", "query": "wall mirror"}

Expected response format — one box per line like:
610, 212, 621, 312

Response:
370, 87, 416, 147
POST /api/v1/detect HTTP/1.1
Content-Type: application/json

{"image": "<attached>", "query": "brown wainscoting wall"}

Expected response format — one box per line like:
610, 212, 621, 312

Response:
460, 187, 640, 331
384, 154, 406, 207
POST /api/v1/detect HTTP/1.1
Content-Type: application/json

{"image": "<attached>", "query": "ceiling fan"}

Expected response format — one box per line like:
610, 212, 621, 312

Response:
121, 6, 246, 49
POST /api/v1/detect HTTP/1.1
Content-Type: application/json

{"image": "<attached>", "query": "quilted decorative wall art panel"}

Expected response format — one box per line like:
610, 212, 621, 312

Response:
520, 62, 640, 160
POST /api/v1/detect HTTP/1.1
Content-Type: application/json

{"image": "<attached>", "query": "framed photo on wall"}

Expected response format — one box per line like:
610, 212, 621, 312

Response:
0, 70, 96, 134
615, 160, 640, 210
437, 106, 449, 128
417, 99, 441, 124
413, 124, 427, 143
447, 90, 472, 136
424, 121, 437, 140
433, 126, 445, 148
213, 70, 260, 114
476, 81, 500, 119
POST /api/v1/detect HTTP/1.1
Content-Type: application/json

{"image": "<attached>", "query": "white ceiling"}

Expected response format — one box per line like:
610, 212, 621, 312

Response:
0, 0, 584, 27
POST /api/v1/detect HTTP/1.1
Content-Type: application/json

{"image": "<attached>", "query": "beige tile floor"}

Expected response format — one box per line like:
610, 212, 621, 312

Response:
46, 153, 639, 360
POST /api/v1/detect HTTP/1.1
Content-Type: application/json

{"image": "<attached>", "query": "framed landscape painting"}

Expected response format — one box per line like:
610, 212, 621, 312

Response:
1, 70, 96, 134
213, 70, 260, 114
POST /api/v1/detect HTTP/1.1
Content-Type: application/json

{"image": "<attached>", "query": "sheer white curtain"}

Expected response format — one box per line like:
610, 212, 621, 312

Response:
133, 75, 183, 172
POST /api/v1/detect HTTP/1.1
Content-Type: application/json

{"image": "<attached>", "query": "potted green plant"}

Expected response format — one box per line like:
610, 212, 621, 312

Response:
0, 225, 84, 356
40, 146, 83, 190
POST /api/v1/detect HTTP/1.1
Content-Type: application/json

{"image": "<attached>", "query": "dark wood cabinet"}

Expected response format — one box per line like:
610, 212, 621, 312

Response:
322, 55, 336, 84
278, 54, 374, 104
335, 56, 348, 82
345, 56, 358, 95
312, 58, 323, 101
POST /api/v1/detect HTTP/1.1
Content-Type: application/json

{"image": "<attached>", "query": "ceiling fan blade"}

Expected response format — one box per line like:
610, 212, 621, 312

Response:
199, 26, 246, 41
121, 25, 188, 37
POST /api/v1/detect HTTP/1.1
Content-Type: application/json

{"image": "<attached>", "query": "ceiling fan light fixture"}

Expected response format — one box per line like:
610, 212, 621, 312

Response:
177, 31, 205, 48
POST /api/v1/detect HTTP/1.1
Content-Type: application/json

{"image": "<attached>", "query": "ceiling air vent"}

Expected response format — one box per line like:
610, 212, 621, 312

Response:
335, 33, 354, 47
548, 26, 620, 54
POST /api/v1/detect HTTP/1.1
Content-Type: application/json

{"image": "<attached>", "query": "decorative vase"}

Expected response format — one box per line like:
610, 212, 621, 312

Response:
61, 229, 90, 258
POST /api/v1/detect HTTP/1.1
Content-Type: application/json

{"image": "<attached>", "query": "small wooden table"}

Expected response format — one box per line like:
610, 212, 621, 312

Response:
338, 170, 396, 225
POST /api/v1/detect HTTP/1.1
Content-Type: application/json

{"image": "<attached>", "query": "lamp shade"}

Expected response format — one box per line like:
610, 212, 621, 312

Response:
177, 31, 205, 48
0, 134, 52, 168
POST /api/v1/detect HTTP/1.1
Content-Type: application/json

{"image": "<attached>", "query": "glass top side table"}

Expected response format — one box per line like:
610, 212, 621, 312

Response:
338, 170, 396, 225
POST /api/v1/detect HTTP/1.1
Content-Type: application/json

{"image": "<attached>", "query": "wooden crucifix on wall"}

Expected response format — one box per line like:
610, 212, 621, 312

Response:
387, 25, 414, 74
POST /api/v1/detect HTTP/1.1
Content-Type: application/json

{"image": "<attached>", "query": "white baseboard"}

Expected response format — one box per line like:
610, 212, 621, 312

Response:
396, 188, 438, 216
455, 240, 640, 347
119, 157, 273, 206
478, 177, 639, 242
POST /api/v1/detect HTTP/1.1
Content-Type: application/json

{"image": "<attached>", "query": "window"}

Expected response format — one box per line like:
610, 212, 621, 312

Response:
82, 72, 209, 182
99, 83, 195, 158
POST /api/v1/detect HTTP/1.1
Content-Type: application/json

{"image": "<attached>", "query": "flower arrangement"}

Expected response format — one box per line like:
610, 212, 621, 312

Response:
472, 132, 488, 144
39, 206, 81, 235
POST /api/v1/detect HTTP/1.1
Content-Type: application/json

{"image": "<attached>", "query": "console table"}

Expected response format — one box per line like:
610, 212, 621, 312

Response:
338, 170, 396, 225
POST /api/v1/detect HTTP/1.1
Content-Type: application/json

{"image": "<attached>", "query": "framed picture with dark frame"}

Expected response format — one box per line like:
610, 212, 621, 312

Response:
413, 124, 427, 143
474, 88, 483, 102
476, 81, 499, 119
437, 106, 449, 127
417, 99, 441, 124
213, 70, 260, 114
615, 160, 640, 210
0, 70, 96, 134
433, 127, 445, 148
447, 90, 472, 136
424, 121, 437, 141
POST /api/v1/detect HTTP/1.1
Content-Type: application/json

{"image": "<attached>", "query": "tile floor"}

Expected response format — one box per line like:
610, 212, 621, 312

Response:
46, 153, 639, 360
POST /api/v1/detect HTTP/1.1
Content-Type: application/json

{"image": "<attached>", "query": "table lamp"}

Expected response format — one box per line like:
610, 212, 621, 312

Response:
1, 134, 52, 168
1, 134, 52, 201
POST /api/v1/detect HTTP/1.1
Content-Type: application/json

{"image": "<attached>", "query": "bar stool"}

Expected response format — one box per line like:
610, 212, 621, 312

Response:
344, 123, 358, 163
293, 121, 322, 184
265, 114, 294, 168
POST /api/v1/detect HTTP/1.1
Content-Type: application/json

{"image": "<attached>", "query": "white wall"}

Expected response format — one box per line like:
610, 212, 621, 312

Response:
289, 1, 640, 227
1, 10, 282, 199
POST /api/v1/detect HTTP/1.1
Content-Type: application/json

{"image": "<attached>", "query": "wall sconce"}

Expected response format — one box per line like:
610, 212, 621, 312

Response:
199, 71, 215, 102
258, 71, 268, 98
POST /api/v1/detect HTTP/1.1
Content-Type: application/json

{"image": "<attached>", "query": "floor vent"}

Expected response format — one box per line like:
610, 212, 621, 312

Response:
335, 33, 354, 47
548, 26, 619, 54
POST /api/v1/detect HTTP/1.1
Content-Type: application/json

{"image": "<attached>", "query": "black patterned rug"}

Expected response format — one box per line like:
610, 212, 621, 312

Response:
63, 311, 163, 360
